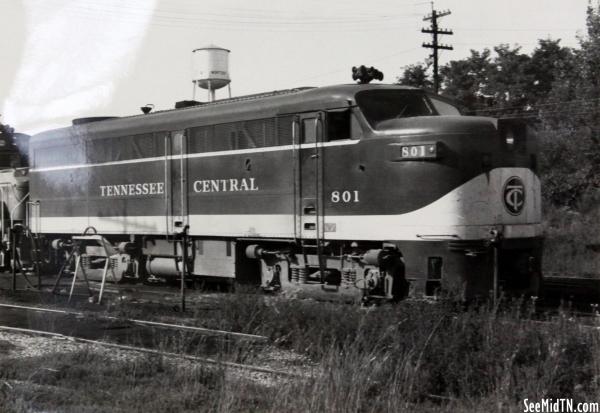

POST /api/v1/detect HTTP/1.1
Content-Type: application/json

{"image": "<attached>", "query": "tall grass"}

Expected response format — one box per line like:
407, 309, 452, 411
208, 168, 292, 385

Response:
1, 291, 598, 412
211, 294, 600, 412
543, 201, 600, 276
0, 347, 276, 413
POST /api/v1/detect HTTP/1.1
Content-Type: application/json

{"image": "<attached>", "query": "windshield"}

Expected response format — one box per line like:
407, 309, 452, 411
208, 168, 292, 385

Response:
356, 90, 437, 130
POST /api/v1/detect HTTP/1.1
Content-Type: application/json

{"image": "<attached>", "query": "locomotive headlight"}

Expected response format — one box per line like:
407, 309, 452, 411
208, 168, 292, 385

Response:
388, 141, 443, 161
497, 119, 527, 150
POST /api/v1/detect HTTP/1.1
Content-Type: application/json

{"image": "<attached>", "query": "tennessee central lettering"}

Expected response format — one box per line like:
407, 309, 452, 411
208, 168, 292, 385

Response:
100, 182, 164, 197
193, 178, 258, 193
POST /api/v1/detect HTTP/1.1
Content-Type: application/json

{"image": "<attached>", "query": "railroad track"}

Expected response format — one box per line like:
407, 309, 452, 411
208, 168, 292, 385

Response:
0, 302, 306, 380
542, 275, 600, 297
0, 302, 267, 342
4, 270, 600, 309
0, 324, 300, 378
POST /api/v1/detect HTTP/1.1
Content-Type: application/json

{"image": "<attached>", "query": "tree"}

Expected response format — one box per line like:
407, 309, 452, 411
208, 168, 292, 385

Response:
525, 39, 575, 104
0, 118, 14, 141
396, 62, 433, 90
395, 5, 600, 207
439, 49, 493, 113
486, 44, 532, 112
575, 4, 600, 102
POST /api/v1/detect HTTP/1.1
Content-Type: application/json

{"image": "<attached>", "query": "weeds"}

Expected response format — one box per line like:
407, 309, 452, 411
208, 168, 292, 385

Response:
0, 348, 274, 412
1, 291, 599, 412
543, 202, 600, 276
223, 294, 600, 411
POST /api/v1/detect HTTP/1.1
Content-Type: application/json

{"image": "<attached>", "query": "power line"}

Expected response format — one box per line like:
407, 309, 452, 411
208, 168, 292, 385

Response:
471, 97, 600, 114
498, 108, 600, 119
455, 27, 580, 32
36, 1, 419, 27
33, 2, 420, 32
60, 0, 426, 18
291, 47, 420, 84
471, 101, 600, 118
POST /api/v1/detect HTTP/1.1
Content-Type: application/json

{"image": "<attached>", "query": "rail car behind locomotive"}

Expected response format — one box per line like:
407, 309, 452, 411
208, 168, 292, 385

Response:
0, 123, 29, 268
11, 83, 542, 301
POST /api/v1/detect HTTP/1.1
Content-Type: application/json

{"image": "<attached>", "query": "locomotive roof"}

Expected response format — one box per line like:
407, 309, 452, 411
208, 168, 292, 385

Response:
32, 83, 420, 143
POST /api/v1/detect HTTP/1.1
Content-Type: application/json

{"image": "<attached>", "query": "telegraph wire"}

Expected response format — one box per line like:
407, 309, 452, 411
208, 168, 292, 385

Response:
452, 42, 540, 46
455, 27, 580, 32
32, 3, 421, 32
66, 0, 427, 18
36, 0, 419, 26
497, 108, 600, 119
290, 47, 421, 84
470, 97, 600, 114
478, 101, 600, 116
32, 1, 581, 35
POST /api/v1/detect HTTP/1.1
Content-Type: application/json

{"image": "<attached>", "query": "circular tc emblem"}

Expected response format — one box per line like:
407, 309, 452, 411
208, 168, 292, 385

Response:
503, 176, 525, 215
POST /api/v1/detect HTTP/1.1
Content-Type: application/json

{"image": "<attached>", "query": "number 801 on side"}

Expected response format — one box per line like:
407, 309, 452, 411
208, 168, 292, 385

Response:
331, 190, 360, 203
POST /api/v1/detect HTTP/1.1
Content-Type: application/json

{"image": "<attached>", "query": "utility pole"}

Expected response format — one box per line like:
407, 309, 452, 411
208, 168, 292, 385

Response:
422, 6, 453, 94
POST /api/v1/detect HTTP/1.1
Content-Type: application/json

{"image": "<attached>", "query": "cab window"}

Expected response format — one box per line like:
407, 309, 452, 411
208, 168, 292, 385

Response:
327, 109, 350, 141
356, 89, 437, 130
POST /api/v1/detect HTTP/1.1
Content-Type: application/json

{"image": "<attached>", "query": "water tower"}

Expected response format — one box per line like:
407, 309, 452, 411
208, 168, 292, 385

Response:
192, 45, 231, 102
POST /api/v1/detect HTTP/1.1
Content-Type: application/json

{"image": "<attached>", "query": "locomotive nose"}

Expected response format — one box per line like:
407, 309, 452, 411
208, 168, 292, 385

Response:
379, 115, 541, 237
377, 115, 498, 137
382, 116, 502, 167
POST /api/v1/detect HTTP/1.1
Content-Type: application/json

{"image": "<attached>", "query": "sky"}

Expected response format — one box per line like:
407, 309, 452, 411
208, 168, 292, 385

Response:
0, 0, 593, 134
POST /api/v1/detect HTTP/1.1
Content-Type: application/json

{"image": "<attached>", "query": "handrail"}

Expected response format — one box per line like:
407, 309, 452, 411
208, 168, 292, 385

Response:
164, 133, 170, 238
0, 184, 8, 241
179, 131, 186, 227
292, 116, 299, 241
315, 113, 325, 282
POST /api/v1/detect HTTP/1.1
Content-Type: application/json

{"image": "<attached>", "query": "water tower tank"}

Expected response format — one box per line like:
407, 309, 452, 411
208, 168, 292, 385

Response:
192, 45, 231, 91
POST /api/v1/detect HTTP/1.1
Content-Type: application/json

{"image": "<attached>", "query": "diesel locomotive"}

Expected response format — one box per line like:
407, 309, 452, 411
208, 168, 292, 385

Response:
2, 84, 543, 301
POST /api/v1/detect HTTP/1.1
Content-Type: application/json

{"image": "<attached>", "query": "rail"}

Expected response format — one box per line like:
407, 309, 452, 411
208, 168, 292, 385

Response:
0, 302, 268, 342
0, 324, 298, 378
